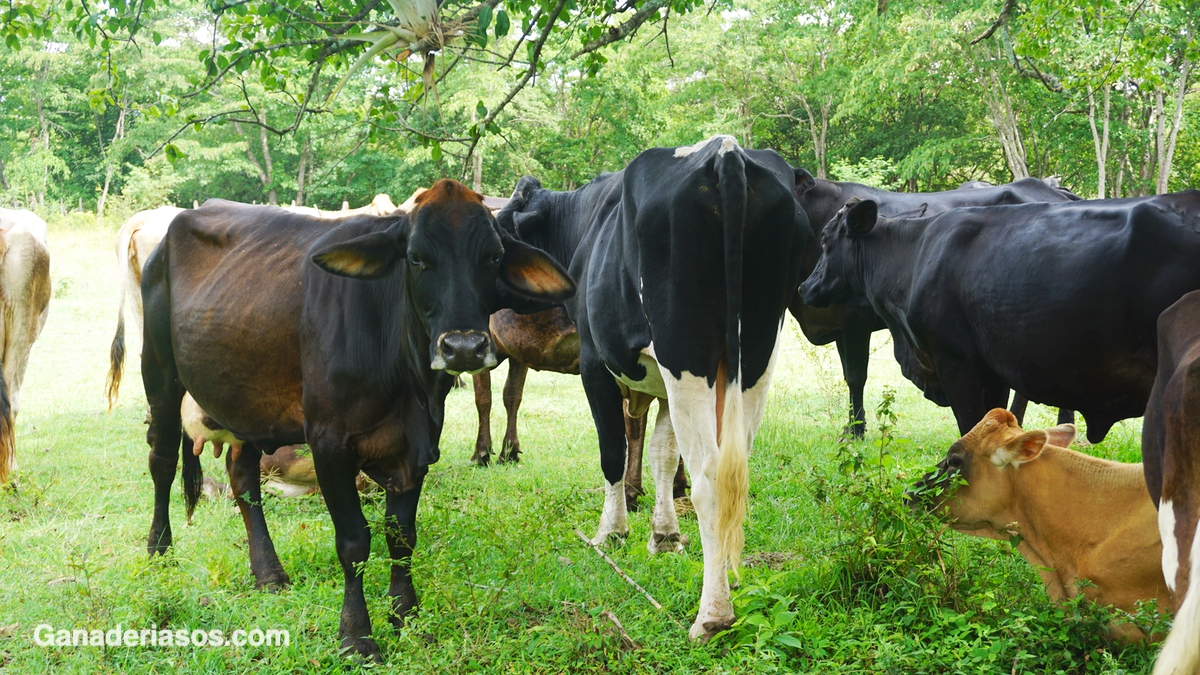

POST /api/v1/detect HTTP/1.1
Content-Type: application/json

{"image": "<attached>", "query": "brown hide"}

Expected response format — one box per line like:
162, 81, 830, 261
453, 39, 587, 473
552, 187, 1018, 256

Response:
917, 409, 1169, 641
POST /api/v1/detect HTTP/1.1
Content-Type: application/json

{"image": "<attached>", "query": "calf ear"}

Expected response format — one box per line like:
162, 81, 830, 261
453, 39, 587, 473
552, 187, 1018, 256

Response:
1043, 423, 1077, 448
846, 199, 878, 236
794, 167, 816, 195
992, 430, 1048, 468
311, 231, 403, 279
498, 239, 575, 302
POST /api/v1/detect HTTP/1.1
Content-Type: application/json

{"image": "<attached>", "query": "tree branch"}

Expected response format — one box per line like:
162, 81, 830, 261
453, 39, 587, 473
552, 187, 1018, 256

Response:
573, 0, 669, 58
969, 0, 1016, 45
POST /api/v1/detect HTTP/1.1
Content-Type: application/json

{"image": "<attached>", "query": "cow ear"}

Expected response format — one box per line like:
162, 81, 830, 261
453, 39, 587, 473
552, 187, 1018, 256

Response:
992, 430, 1047, 468
498, 239, 575, 302
1044, 423, 1077, 448
794, 167, 816, 194
846, 199, 878, 236
311, 231, 403, 279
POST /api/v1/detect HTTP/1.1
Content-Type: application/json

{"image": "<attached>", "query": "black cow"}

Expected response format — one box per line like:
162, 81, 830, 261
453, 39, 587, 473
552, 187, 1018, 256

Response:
497, 135, 811, 640
140, 180, 573, 661
800, 191, 1200, 443
1141, 289, 1200, 675
788, 176, 1080, 435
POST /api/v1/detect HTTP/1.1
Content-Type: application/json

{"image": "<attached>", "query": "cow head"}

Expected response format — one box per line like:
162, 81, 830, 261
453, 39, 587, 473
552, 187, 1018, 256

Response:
312, 179, 575, 375
907, 408, 1077, 536
799, 197, 877, 308
494, 175, 556, 248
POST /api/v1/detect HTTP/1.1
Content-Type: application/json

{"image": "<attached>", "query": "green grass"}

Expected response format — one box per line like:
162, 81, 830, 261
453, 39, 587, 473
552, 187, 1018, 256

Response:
0, 221, 1163, 673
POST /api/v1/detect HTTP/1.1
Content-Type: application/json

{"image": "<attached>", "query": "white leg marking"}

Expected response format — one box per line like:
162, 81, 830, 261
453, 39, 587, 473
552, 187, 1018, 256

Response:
647, 400, 684, 554
592, 479, 629, 545
1161, 499, 1179, 594
1154, 509, 1200, 675
658, 368, 734, 640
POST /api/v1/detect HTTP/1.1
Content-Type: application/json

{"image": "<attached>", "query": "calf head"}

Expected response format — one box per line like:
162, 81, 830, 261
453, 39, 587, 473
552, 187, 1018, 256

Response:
799, 197, 878, 308
908, 408, 1077, 535
312, 179, 574, 375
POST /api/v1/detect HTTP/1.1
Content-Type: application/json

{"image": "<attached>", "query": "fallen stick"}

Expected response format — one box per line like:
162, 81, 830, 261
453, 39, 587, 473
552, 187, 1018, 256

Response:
601, 609, 640, 651
574, 528, 688, 631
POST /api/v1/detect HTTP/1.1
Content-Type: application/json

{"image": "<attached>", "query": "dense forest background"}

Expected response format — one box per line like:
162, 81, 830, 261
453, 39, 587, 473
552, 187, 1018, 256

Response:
1, 0, 1196, 225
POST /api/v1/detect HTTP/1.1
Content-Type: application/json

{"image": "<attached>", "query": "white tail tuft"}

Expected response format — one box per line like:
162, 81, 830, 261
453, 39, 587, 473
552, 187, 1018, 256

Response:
713, 376, 748, 571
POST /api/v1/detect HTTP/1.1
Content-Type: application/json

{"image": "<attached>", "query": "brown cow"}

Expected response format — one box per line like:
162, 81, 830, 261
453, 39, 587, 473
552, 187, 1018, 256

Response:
912, 409, 1169, 641
469, 306, 687, 508
1142, 290, 1200, 674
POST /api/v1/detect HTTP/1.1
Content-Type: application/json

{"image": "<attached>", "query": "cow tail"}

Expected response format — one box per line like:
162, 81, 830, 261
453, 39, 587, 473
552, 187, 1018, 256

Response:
105, 301, 126, 412
182, 431, 202, 523
713, 147, 749, 572
105, 231, 138, 412
0, 370, 13, 485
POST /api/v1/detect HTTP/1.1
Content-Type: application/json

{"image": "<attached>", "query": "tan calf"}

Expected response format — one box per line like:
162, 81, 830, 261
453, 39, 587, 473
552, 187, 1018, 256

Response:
912, 408, 1170, 640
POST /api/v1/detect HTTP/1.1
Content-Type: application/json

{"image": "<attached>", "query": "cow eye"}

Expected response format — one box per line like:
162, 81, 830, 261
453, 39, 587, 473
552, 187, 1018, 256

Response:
408, 253, 424, 268
947, 455, 964, 469
489, 251, 503, 267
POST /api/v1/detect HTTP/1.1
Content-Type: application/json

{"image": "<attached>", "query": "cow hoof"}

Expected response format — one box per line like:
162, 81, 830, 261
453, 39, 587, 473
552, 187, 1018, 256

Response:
688, 615, 735, 642
471, 450, 491, 467
647, 531, 684, 554
339, 636, 382, 663
497, 447, 520, 464
147, 530, 172, 557
254, 572, 291, 592
590, 529, 628, 547
625, 494, 641, 512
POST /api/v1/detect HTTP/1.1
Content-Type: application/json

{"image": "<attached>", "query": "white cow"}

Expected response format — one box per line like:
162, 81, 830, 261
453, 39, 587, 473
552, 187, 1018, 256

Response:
105, 205, 184, 409
0, 208, 51, 484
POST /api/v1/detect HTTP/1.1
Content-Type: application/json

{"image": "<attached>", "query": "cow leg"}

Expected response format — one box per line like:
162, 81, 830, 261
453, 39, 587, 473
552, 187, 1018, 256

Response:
499, 361, 529, 463
647, 400, 684, 554
142, 277, 185, 557
1057, 409, 1076, 425
671, 457, 689, 499
383, 467, 426, 630
659, 370, 732, 640
623, 408, 648, 510
226, 443, 289, 590
1009, 393, 1029, 426
471, 370, 493, 466
836, 316, 872, 438
580, 346, 630, 544
938, 361, 1002, 436
313, 447, 379, 662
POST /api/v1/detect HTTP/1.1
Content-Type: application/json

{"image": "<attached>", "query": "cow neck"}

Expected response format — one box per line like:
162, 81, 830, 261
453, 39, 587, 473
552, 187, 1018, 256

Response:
1003, 445, 1145, 588
537, 182, 608, 270
856, 216, 926, 328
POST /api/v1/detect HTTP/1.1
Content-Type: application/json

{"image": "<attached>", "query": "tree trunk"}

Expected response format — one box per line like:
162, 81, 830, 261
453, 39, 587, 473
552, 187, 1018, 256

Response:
983, 68, 1029, 180
235, 121, 277, 205
34, 64, 50, 208
1087, 84, 1110, 198
472, 143, 484, 193
295, 137, 311, 207
96, 105, 128, 227
0, 158, 8, 192
1158, 59, 1191, 195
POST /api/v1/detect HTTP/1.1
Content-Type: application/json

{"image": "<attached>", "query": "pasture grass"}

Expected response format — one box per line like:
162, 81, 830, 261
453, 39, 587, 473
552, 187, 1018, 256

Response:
0, 220, 1164, 673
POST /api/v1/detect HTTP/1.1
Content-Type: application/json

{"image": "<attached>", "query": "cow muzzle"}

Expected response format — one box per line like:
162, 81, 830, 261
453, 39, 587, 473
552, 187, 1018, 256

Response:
432, 330, 497, 375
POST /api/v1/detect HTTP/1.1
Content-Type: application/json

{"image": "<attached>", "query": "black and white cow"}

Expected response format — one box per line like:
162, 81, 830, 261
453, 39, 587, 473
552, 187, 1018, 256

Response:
497, 135, 811, 639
